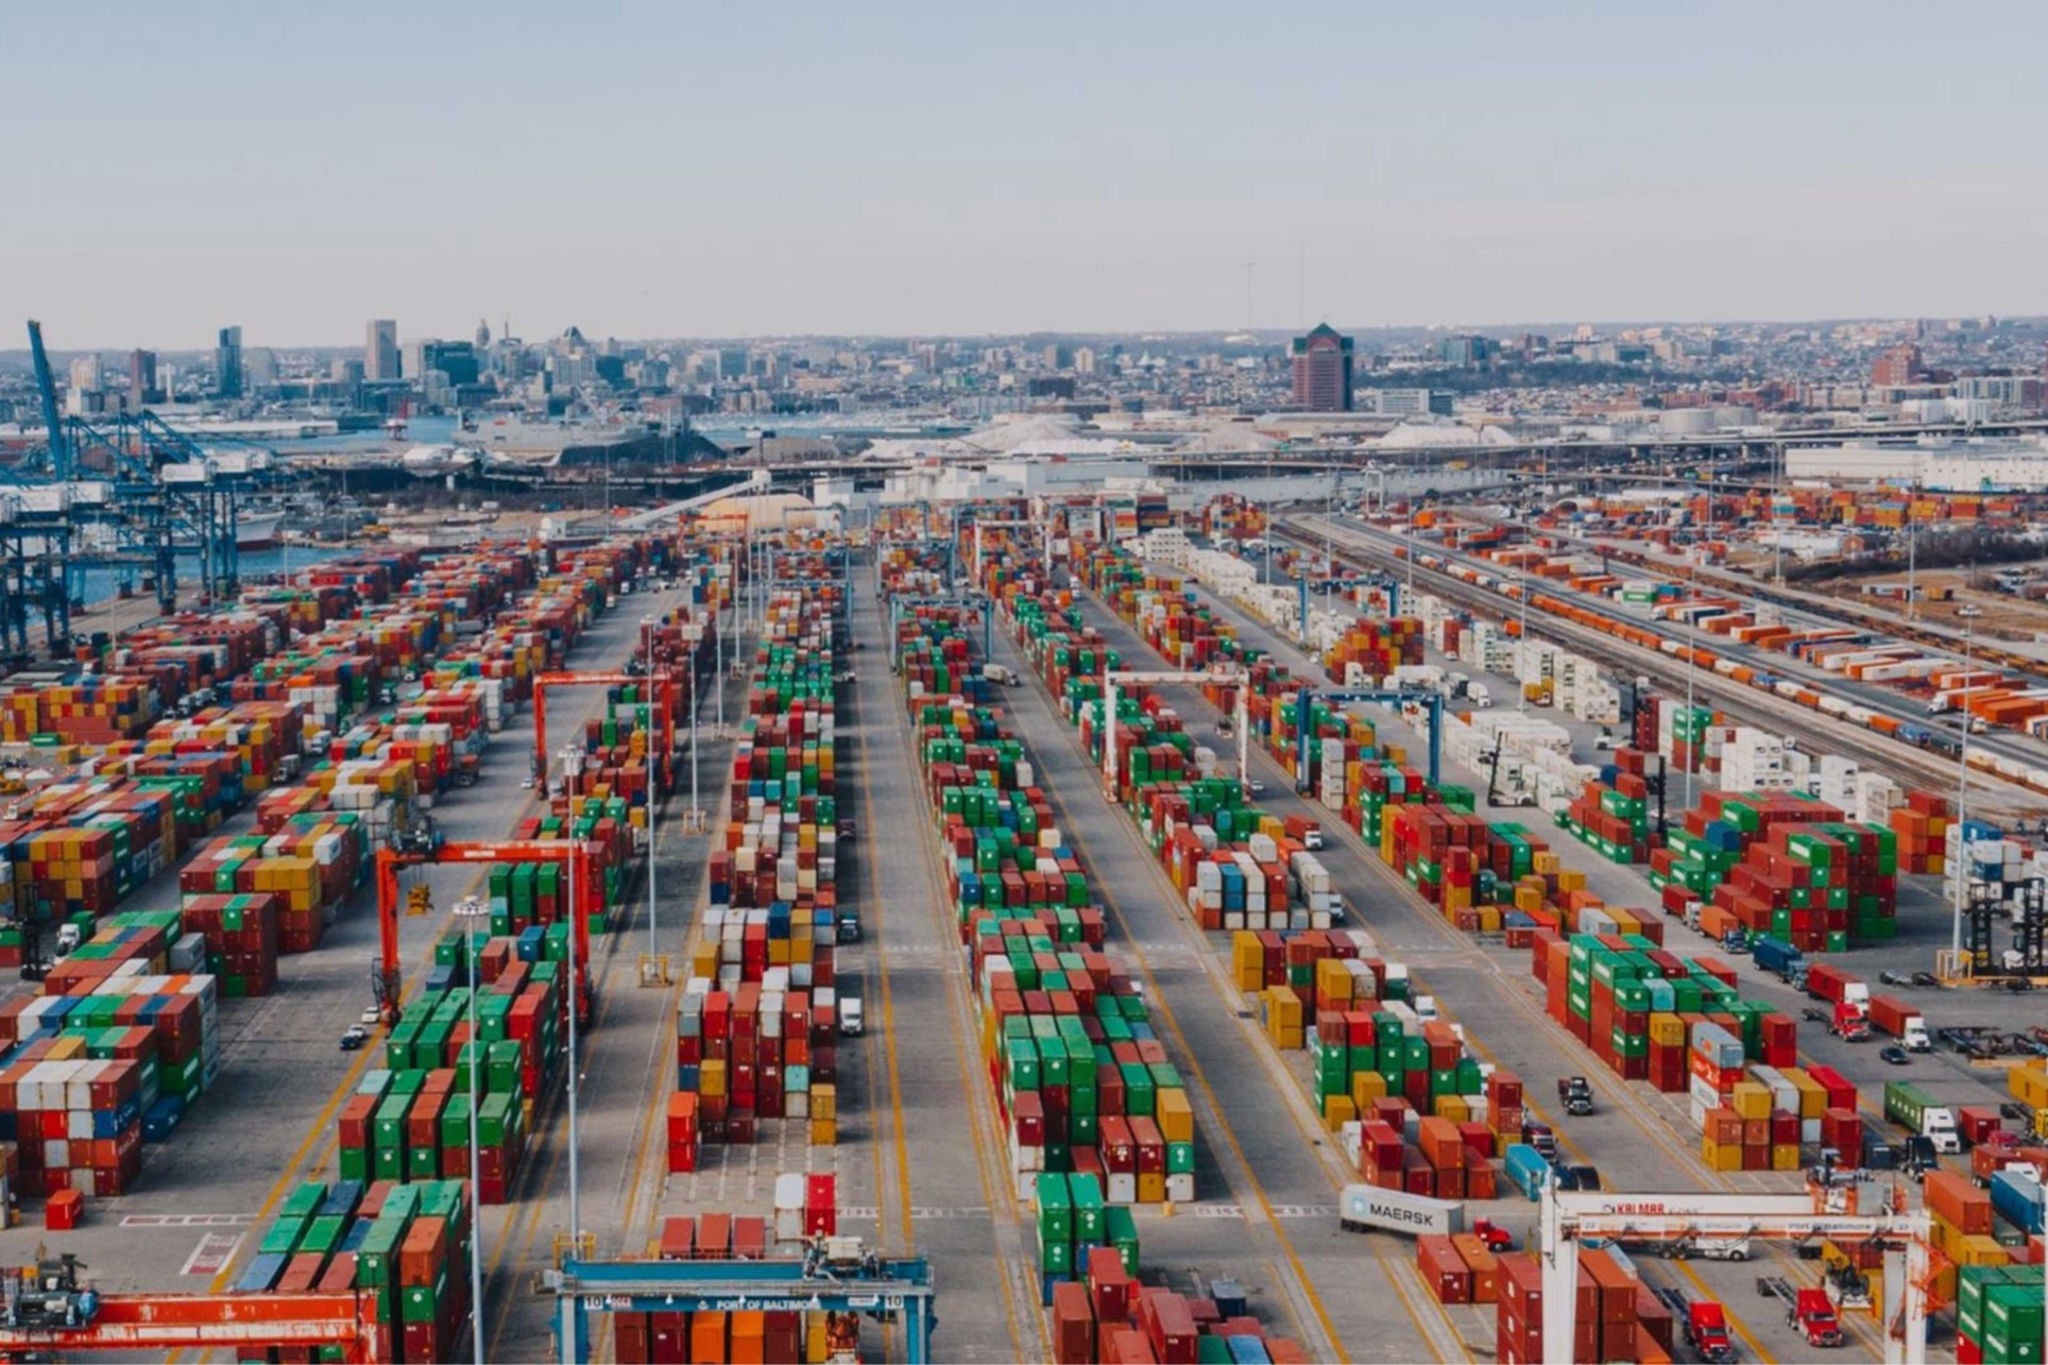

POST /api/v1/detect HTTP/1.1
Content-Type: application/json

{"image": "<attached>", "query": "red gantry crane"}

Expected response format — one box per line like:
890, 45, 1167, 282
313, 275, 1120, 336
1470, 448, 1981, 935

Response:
373, 838, 597, 1027
532, 670, 682, 794
0, 1254, 385, 1361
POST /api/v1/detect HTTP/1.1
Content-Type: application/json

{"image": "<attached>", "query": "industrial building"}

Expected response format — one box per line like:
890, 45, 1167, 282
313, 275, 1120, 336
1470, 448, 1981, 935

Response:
1786, 437, 2048, 491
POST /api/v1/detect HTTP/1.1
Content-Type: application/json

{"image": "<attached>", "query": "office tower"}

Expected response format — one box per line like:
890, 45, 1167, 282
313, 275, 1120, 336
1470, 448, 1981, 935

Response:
216, 326, 244, 398
1872, 343, 1923, 387
366, 318, 400, 381
128, 349, 157, 406
1290, 323, 1354, 412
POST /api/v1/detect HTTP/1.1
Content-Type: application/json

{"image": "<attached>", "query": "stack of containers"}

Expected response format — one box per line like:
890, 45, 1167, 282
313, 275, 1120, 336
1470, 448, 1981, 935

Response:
1495, 1249, 1665, 1365
176, 892, 280, 996
1651, 790, 1900, 950
1048, 1248, 1312, 1365
1891, 789, 1952, 875
240, 1177, 475, 1364
676, 585, 842, 1153
178, 809, 367, 955
1322, 618, 1427, 687
1924, 1170, 2014, 1277
1562, 746, 1652, 865
335, 1065, 526, 1203
1033, 1172, 1140, 1289
1530, 930, 1794, 1102
1957, 1265, 2044, 1365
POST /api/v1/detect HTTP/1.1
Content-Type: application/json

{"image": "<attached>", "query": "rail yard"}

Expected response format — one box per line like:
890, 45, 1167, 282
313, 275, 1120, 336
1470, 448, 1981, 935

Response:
0, 481, 2039, 1365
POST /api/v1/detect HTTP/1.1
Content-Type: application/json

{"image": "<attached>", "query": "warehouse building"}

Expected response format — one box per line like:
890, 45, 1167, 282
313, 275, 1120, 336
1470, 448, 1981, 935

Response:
1784, 437, 2048, 491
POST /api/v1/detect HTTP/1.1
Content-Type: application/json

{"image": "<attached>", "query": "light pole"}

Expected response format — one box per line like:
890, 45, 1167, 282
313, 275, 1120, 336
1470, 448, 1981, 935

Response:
557, 745, 584, 1251
1516, 563, 1530, 713
451, 894, 491, 1365
1951, 605, 1982, 958
640, 616, 659, 959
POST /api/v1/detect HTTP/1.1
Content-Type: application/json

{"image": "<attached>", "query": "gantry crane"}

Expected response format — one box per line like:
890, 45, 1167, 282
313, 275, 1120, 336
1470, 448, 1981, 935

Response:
887, 592, 993, 662
1290, 688, 1444, 792
1538, 1176, 1935, 1365
0, 1254, 383, 1361
533, 670, 681, 794
1102, 666, 1251, 793
546, 1238, 936, 1365
372, 839, 597, 1026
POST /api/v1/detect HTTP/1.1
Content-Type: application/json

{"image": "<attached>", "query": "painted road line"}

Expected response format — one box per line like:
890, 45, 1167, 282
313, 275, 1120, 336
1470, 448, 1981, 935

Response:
181, 1234, 242, 1277
121, 1214, 255, 1228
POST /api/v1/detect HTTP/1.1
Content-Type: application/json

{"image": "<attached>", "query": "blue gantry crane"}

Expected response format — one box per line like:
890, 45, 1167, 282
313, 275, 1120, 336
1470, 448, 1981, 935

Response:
1292, 688, 1444, 793
544, 1243, 937, 1364
5, 321, 273, 651
887, 592, 993, 662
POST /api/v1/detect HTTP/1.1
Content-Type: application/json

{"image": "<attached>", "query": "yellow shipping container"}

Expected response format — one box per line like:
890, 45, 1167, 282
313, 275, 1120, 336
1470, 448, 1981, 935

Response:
1730, 1081, 1771, 1121
1699, 1138, 1741, 1173
1231, 932, 1264, 993
1322, 1095, 1357, 1131
1157, 1089, 1195, 1144
1350, 1071, 1389, 1110
2009, 1062, 2048, 1109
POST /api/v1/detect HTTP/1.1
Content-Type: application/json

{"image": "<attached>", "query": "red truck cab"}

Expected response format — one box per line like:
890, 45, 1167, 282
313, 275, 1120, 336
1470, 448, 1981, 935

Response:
1685, 1300, 1737, 1364
1793, 1288, 1845, 1348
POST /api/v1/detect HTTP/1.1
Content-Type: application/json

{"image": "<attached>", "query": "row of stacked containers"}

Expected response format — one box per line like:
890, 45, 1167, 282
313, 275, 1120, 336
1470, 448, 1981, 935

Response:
671, 564, 848, 1171
242, 1176, 476, 1363
0, 533, 710, 1210
884, 589, 1200, 1219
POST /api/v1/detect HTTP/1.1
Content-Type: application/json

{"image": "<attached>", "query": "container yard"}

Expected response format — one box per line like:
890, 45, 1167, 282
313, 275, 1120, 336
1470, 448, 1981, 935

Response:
0, 492, 2039, 1365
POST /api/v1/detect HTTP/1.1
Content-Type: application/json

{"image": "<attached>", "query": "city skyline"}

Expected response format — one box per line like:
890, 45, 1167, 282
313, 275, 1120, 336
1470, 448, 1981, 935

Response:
11, 0, 2045, 346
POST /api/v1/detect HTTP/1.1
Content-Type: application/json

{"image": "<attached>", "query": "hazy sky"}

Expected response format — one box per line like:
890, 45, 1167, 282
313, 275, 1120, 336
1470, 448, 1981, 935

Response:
10, 0, 2045, 348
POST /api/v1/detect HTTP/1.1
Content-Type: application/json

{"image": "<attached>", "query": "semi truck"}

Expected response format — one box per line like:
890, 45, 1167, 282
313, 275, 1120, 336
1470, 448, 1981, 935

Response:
1884, 1081, 1962, 1154
1688, 1301, 1737, 1363
1867, 995, 1932, 1051
1751, 937, 1807, 986
1760, 1278, 1845, 1349
1283, 814, 1325, 850
1805, 963, 1870, 1010
1337, 1185, 1466, 1237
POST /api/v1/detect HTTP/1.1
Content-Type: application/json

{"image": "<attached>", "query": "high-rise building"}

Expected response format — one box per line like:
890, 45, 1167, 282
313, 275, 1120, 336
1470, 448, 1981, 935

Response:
68, 354, 102, 394
475, 318, 491, 349
128, 349, 158, 406
1290, 323, 1354, 412
417, 340, 480, 387
245, 347, 278, 389
1872, 343, 1923, 387
366, 319, 400, 381
215, 326, 244, 398
1073, 347, 1096, 376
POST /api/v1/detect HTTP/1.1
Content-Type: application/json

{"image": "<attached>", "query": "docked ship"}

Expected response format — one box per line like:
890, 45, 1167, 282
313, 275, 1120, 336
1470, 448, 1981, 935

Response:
230, 509, 286, 549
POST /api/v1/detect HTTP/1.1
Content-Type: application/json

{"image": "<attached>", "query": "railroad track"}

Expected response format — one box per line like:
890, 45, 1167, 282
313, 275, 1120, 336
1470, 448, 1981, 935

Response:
1276, 514, 2042, 815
